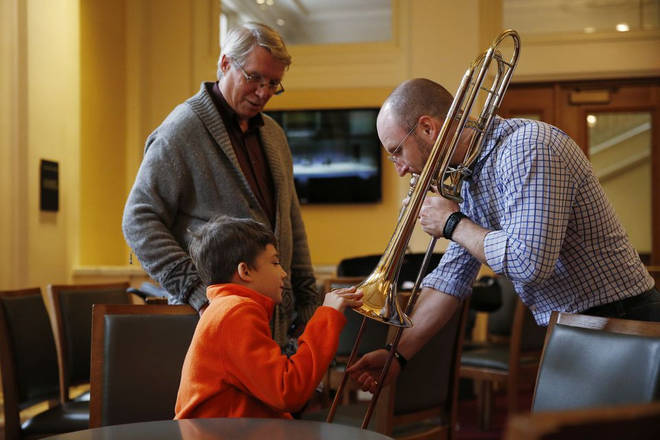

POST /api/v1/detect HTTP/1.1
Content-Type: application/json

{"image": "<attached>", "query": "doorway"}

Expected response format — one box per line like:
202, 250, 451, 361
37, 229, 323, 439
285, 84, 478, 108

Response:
499, 78, 660, 265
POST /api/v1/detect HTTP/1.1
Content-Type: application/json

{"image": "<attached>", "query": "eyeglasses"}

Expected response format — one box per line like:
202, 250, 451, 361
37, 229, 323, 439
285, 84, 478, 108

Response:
233, 61, 285, 95
386, 122, 418, 163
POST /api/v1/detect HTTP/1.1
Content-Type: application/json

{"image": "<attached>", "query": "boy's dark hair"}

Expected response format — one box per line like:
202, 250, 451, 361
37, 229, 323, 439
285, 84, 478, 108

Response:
188, 215, 277, 286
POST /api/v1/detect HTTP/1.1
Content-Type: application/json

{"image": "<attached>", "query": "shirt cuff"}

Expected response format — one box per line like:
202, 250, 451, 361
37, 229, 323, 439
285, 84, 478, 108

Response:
484, 230, 507, 274
421, 274, 472, 300
187, 284, 209, 311
316, 306, 348, 327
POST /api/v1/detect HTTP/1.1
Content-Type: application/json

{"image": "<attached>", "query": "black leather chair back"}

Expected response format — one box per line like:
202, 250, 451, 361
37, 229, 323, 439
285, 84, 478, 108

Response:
98, 310, 198, 426
0, 289, 90, 439
336, 255, 380, 277
57, 286, 132, 387
470, 276, 502, 313
481, 278, 545, 350
393, 302, 463, 415
337, 310, 389, 357
397, 253, 444, 288
533, 324, 660, 412
486, 277, 518, 337
0, 292, 60, 408
336, 253, 443, 290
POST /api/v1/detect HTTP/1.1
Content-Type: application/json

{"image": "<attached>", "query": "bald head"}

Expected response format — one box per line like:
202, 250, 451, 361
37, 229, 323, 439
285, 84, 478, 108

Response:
379, 78, 454, 129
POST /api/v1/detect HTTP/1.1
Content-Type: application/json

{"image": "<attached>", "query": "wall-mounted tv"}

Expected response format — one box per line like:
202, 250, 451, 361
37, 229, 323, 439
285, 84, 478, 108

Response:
267, 108, 382, 204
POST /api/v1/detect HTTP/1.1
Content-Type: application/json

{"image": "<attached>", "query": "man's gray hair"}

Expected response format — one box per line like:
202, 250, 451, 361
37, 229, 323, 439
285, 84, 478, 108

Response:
217, 22, 292, 80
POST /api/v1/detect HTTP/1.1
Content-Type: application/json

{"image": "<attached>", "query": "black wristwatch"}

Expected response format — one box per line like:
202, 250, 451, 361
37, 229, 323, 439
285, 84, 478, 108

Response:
443, 211, 467, 240
385, 344, 408, 370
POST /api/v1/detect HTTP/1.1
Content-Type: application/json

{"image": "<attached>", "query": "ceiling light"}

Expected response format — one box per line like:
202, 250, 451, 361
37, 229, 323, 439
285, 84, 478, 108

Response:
587, 114, 597, 127
276, 18, 285, 26
584, 27, 595, 34
256, 0, 265, 4
616, 23, 630, 32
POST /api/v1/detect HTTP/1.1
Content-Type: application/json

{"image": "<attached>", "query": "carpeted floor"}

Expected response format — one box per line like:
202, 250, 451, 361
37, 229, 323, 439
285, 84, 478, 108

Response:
456, 387, 534, 440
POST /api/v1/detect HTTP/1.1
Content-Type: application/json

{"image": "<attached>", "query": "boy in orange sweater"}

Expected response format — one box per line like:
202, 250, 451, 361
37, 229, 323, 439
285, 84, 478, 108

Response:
175, 215, 362, 419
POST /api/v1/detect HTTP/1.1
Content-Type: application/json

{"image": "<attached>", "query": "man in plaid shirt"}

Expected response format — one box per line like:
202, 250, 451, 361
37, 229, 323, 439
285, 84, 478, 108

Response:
349, 78, 659, 391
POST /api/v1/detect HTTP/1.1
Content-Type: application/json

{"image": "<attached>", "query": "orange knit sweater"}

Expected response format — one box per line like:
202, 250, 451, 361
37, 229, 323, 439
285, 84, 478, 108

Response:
174, 284, 346, 419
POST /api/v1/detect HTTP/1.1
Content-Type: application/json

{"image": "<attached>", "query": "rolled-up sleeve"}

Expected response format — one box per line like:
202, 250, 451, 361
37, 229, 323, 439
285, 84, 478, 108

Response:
484, 135, 575, 286
422, 242, 481, 299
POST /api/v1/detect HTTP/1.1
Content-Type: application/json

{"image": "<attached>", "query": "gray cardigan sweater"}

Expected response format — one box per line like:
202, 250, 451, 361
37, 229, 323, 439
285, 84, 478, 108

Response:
122, 82, 321, 346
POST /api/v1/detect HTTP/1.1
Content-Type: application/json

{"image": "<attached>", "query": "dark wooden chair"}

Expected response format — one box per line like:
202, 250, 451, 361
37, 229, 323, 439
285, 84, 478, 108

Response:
532, 311, 660, 412
46, 282, 133, 403
89, 304, 198, 427
506, 401, 660, 440
460, 277, 546, 429
0, 288, 89, 439
647, 265, 660, 287
306, 299, 469, 440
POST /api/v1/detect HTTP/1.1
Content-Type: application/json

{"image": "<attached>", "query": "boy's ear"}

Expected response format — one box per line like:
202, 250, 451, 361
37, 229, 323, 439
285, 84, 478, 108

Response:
236, 262, 251, 282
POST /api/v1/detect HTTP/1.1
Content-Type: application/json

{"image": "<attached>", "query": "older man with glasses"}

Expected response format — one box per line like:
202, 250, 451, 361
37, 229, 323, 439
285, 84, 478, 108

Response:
123, 22, 321, 354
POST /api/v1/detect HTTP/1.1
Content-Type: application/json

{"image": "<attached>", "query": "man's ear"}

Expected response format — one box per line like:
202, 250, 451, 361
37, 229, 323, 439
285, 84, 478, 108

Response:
220, 54, 231, 75
237, 262, 251, 282
418, 115, 438, 140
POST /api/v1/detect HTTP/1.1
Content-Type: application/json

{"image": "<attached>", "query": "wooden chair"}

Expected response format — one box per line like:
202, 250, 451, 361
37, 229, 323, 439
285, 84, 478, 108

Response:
506, 401, 660, 440
532, 311, 660, 412
0, 288, 89, 439
647, 265, 660, 287
46, 282, 133, 403
306, 299, 470, 440
89, 304, 198, 427
459, 278, 546, 429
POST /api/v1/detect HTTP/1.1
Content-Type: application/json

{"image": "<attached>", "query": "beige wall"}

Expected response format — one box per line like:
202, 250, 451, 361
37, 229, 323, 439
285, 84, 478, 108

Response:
80, 0, 126, 265
2, 0, 659, 289
1, 0, 80, 291
516, 31, 660, 82
79, 0, 221, 268
1, 0, 23, 288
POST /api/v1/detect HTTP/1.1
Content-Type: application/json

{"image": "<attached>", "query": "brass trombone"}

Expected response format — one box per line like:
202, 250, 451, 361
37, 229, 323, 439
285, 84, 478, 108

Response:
327, 29, 521, 429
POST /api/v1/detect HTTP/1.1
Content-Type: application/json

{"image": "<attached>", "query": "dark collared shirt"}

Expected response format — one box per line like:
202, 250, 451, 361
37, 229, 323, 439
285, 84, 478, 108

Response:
207, 82, 276, 228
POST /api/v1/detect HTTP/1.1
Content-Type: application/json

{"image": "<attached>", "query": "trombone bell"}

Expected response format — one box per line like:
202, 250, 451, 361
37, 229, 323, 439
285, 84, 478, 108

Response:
353, 269, 412, 328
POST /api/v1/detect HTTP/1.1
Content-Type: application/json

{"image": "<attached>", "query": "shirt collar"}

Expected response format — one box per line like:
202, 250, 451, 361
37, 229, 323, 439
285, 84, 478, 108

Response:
468, 115, 506, 179
211, 81, 264, 132
206, 283, 275, 318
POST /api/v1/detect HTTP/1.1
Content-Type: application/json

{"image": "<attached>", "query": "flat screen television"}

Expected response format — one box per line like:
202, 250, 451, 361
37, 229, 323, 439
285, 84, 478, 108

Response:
266, 108, 382, 204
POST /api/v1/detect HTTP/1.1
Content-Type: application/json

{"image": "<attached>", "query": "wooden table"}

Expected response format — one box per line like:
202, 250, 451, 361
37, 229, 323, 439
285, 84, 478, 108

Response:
42, 418, 394, 440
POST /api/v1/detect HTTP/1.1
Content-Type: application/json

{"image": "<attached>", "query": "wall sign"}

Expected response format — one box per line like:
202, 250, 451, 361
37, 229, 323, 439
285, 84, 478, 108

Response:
40, 159, 59, 212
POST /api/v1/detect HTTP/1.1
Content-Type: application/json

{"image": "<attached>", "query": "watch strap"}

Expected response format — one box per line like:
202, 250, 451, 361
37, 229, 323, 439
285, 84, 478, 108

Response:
443, 211, 467, 240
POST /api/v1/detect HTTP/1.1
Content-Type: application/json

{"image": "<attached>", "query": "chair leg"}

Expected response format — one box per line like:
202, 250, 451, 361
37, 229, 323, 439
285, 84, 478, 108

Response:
477, 380, 493, 431
507, 379, 518, 416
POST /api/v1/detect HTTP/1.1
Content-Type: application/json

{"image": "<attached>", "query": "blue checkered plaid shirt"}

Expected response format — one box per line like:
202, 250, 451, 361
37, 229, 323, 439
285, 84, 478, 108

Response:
422, 117, 654, 326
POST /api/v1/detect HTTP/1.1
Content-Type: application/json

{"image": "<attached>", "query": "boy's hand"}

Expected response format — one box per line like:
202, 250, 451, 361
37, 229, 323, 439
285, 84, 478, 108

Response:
322, 286, 363, 313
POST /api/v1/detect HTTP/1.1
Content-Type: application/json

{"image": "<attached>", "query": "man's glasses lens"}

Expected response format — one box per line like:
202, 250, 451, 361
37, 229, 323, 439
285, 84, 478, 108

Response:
234, 61, 284, 95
